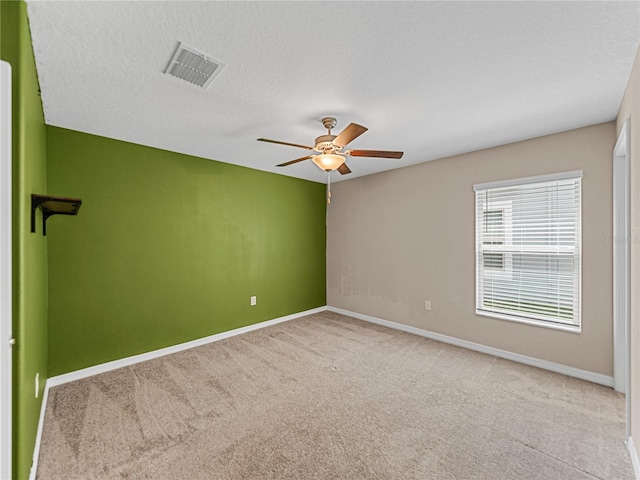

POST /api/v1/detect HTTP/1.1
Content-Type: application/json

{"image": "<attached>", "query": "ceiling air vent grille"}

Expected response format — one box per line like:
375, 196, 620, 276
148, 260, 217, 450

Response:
164, 42, 225, 89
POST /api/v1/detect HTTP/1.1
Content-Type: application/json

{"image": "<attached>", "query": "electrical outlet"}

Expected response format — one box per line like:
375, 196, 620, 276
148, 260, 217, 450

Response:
424, 300, 431, 311
35, 373, 39, 398
250, 295, 257, 306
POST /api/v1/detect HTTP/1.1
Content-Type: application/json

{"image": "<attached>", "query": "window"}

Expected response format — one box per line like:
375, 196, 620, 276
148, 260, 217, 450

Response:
474, 171, 582, 331
482, 210, 504, 269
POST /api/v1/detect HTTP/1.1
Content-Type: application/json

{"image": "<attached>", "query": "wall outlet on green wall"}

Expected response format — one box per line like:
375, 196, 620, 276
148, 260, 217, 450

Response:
250, 296, 257, 306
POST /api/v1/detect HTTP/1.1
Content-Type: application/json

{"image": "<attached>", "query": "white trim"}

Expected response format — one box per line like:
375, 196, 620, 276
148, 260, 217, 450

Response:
47, 306, 327, 388
628, 436, 640, 479
473, 169, 583, 191
0, 60, 12, 480
475, 310, 581, 333
28, 381, 49, 480
613, 118, 630, 398
328, 306, 613, 387
30, 306, 327, 479
30, 304, 615, 478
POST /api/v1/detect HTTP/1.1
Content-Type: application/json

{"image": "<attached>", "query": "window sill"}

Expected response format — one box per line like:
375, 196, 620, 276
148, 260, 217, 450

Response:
475, 310, 581, 334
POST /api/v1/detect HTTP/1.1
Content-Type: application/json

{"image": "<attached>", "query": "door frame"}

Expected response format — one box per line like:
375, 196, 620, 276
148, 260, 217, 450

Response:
613, 118, 631, 437
0, 59, 13, 480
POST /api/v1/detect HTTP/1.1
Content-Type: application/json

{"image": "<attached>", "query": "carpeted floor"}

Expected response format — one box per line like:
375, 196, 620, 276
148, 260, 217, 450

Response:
37, 312, 633, 479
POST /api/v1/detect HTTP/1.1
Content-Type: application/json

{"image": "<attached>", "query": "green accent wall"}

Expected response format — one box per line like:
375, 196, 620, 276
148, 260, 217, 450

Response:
1, 2, 49, 479
46, 127, 326, 376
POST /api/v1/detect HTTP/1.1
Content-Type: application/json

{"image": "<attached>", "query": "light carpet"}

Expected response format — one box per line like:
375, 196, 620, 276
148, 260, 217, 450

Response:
36, 312, 633, 479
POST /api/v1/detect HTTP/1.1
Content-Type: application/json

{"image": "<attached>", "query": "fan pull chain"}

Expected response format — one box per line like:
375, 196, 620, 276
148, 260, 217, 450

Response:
327, 171, 331, 204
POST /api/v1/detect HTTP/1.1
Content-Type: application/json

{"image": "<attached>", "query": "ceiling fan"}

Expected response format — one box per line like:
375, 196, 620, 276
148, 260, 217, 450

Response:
257, 117, 403, 175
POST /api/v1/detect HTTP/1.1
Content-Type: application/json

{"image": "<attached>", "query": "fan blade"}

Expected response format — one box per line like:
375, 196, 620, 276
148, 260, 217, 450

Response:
257, 138, 314, 150
337, 163, 352, 175
349, 149, 403, 159
332, 123, 368, 148
276, 155, 313, 167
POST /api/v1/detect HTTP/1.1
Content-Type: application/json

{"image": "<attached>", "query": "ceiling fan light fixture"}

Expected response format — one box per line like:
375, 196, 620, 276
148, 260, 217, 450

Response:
312, 153, 345, 171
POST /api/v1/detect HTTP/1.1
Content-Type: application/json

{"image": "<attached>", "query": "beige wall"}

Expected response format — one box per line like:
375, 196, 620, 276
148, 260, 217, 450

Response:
328, 122, 615, 375
617, 45, 640, 451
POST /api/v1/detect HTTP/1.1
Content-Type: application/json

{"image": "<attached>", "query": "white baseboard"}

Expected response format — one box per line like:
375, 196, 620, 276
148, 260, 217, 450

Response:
28, 380, 49, 480
328, 306, 614, 388
31, 305, 615, 479
48, 306, 327, 388
30, 306, 327, 479
628, 437, 640, 479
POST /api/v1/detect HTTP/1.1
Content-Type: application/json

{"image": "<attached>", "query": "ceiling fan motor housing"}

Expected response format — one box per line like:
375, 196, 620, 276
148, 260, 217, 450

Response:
314, 135, 338, 153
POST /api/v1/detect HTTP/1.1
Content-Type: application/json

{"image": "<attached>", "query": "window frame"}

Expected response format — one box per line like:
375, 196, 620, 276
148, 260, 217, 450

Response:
474, 170, 583, 333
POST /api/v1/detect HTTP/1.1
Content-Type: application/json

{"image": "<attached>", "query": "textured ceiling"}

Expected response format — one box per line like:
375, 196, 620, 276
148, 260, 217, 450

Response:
26, 1, 640, 183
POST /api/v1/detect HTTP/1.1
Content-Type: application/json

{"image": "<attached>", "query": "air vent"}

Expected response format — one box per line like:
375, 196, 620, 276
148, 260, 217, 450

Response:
164, 42, 225, 89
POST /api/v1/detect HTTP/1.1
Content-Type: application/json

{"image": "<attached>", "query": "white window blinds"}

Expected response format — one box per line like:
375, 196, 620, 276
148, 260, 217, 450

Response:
474, 171, 582, 329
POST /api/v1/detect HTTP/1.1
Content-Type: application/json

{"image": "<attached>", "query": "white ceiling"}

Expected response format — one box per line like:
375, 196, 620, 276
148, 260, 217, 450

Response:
26, 1, 640, 184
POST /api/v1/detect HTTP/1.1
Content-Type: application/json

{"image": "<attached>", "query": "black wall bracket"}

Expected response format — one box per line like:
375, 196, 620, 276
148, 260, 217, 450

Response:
31, 194, 82, 236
